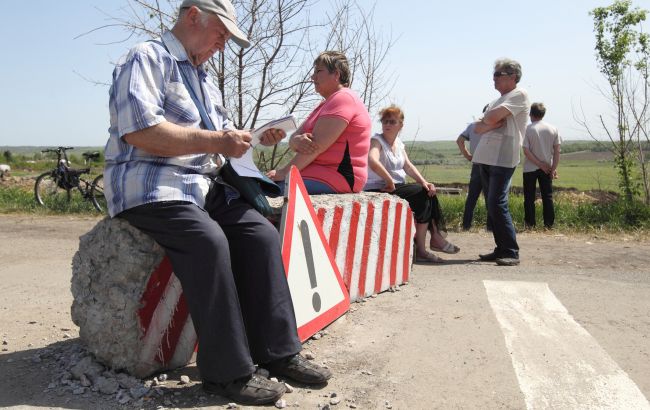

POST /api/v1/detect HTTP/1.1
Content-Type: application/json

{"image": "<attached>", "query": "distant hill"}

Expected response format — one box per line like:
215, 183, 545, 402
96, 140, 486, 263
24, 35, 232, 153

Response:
0, 146, 103, 156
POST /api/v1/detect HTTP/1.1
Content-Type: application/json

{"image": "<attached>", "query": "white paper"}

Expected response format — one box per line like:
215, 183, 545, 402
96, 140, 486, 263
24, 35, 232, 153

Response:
251, 115, 298, 146
229, 149, 265, 178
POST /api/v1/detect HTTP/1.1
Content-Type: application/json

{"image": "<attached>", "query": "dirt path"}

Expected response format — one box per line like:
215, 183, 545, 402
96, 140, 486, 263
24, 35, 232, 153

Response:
1, 215, 649, 409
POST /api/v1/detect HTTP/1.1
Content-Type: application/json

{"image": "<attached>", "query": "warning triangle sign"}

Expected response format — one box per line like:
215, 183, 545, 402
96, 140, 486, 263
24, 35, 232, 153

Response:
280, 166, 350, 342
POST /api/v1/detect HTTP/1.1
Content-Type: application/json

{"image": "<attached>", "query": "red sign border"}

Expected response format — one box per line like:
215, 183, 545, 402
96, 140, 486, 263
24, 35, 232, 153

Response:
281, 166, 350, 341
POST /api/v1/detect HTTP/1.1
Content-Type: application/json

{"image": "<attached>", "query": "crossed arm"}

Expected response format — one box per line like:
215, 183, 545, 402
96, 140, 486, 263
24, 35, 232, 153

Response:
473, 106, 510, 134
268, 116, 348, 181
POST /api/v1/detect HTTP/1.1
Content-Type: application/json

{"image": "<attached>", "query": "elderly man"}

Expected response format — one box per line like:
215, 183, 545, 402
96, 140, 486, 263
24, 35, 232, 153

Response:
523, 102, 561, 228
104, 0, 330, 405
472, 58, 531, 266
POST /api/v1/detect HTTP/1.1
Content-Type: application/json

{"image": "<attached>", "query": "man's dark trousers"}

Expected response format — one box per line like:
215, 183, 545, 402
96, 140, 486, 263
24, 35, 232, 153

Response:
463, 163, 490, 230
479, 164, 519, 259
523, 169, 554, 228
119, 184, 301, 384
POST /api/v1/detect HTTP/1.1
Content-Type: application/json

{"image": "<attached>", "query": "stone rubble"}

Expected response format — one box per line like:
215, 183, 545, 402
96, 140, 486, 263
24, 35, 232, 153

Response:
23, 339, 348, 408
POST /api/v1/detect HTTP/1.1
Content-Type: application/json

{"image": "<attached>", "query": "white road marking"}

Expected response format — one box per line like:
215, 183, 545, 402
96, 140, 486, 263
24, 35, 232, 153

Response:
484, 280, 650, 410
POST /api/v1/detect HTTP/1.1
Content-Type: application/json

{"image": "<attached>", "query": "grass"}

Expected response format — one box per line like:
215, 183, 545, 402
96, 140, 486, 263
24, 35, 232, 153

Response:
436, 192, 650, 233
417, 159, 620, 192
0, 186, 103, 215
1, 141, 647, 232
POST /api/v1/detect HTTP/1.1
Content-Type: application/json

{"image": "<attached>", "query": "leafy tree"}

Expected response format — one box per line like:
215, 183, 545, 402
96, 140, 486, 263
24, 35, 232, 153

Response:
586, 0, 648, 204
2, 150, 11, 163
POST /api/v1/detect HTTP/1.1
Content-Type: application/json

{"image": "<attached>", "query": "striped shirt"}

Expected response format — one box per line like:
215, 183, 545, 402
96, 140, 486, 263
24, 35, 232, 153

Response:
104, 30, 227, 217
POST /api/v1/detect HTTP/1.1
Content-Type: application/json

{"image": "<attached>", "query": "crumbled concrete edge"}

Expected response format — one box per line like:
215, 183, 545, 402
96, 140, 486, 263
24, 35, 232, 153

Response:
268, 191, 394, 209
71, 217, 165, 377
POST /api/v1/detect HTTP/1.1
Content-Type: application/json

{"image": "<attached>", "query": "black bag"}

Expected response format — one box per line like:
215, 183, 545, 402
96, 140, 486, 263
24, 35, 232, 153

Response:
220, 160, 282, 217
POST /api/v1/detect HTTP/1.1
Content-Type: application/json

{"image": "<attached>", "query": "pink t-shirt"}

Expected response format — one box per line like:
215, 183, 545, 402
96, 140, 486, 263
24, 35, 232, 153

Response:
300, 88, 371, 193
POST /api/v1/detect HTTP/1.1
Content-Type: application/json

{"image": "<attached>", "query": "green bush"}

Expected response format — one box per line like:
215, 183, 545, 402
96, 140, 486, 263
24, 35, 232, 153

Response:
437, 193, 650, 232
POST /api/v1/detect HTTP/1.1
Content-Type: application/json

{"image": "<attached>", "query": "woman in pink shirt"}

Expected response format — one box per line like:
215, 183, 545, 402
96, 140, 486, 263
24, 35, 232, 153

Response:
268, 51, 371, 193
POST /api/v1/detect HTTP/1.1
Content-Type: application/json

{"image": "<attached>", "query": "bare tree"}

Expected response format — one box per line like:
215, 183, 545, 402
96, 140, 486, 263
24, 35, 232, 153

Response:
87, 0, 396, 170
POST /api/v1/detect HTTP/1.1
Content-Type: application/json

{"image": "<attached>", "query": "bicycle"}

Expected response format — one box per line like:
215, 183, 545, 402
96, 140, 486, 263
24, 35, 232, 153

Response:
34, 147, 106, 213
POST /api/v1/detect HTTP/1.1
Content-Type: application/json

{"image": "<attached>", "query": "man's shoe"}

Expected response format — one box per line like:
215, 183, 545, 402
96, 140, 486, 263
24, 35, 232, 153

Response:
203, 374, 286, 405
264, 354, 332, 384
495, 257, 520, 266
479, 252, 498, 261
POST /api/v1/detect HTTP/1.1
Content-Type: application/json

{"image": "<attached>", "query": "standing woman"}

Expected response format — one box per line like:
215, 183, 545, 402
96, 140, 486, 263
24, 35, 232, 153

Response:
268, 51, 371, 193
365, 105, 460, 263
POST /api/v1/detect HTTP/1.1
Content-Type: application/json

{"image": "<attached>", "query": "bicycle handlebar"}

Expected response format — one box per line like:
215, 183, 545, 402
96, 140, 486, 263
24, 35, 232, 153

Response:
41, 146, 74, 154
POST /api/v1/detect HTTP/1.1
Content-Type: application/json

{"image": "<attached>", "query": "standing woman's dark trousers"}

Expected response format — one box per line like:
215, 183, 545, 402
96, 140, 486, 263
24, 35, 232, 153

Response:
374, 183, 447, 234
118, 184, 301, 384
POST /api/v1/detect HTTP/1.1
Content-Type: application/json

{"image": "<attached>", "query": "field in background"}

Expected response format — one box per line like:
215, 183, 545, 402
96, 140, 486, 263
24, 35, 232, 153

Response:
2, 142, 649, 230
0, 141, 627, 193
404, 140, 620, 192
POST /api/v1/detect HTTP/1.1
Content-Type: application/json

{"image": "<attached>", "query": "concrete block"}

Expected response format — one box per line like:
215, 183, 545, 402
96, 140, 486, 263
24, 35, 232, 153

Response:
71, 193, 414, 377
71, 218, 195, 378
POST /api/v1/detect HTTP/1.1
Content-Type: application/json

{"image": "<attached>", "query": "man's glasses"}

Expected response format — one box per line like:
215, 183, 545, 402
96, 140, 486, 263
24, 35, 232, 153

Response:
381, 119, 399, 125
493, 71, 513, 78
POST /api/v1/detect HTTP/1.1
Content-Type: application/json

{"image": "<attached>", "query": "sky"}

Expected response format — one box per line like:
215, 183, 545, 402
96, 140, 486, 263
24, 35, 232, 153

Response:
1, 0, 649, 147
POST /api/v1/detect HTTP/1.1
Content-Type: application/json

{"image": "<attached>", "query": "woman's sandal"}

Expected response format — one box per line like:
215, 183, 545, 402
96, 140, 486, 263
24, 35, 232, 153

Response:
430, 241, 460, 254
415, 252, 445, 264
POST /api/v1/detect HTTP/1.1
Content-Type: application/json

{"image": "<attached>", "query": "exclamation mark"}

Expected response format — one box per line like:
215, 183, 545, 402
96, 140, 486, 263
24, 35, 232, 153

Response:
300, 220, 321, 312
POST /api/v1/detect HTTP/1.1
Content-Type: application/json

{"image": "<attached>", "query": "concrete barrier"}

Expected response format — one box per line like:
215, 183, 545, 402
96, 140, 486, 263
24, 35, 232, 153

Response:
71, 218, 196, 378
309, 193, 414, 301
71, 193, 414, 377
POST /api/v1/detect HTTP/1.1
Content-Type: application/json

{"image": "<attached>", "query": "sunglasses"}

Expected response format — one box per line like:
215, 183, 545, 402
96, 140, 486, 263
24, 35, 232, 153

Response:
493, 71, 513, 77
381, 119, 399, 125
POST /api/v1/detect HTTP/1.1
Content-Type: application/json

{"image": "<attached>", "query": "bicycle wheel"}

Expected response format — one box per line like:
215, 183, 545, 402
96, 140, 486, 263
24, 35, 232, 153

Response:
90, 174, 107, 213
35, 172, 71, 207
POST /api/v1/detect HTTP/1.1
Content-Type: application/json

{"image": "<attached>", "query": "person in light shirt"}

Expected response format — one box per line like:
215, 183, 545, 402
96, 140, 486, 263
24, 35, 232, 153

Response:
522, 102, 561, 229
472, 58, 530, 266
365, 105, 460, 264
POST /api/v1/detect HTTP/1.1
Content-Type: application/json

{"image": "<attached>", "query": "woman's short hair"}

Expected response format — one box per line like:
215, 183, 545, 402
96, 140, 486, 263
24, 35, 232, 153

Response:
530, 102, 546, 119
379, 105, 404, 122
314, 51, 351, 87
494, 58, 522, 83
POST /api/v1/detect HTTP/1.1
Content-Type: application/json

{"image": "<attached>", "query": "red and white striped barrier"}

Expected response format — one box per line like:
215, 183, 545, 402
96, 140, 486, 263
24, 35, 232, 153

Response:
131, 194, 414, 373
72, 193, 414, 377
135, 257, 197, 376
311, 194, 414, 302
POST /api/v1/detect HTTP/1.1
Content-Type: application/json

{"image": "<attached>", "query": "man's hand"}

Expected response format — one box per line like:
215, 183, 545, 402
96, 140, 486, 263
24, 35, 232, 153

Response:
290, 133, 319, 154
539, 162, 552, 174
220, 130, 251, 158
259, 128, 286, 146
552, 169, 559, 179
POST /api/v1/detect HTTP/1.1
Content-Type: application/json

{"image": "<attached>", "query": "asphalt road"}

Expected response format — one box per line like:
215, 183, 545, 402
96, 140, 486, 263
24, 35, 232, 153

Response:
1, 214, 649, 409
